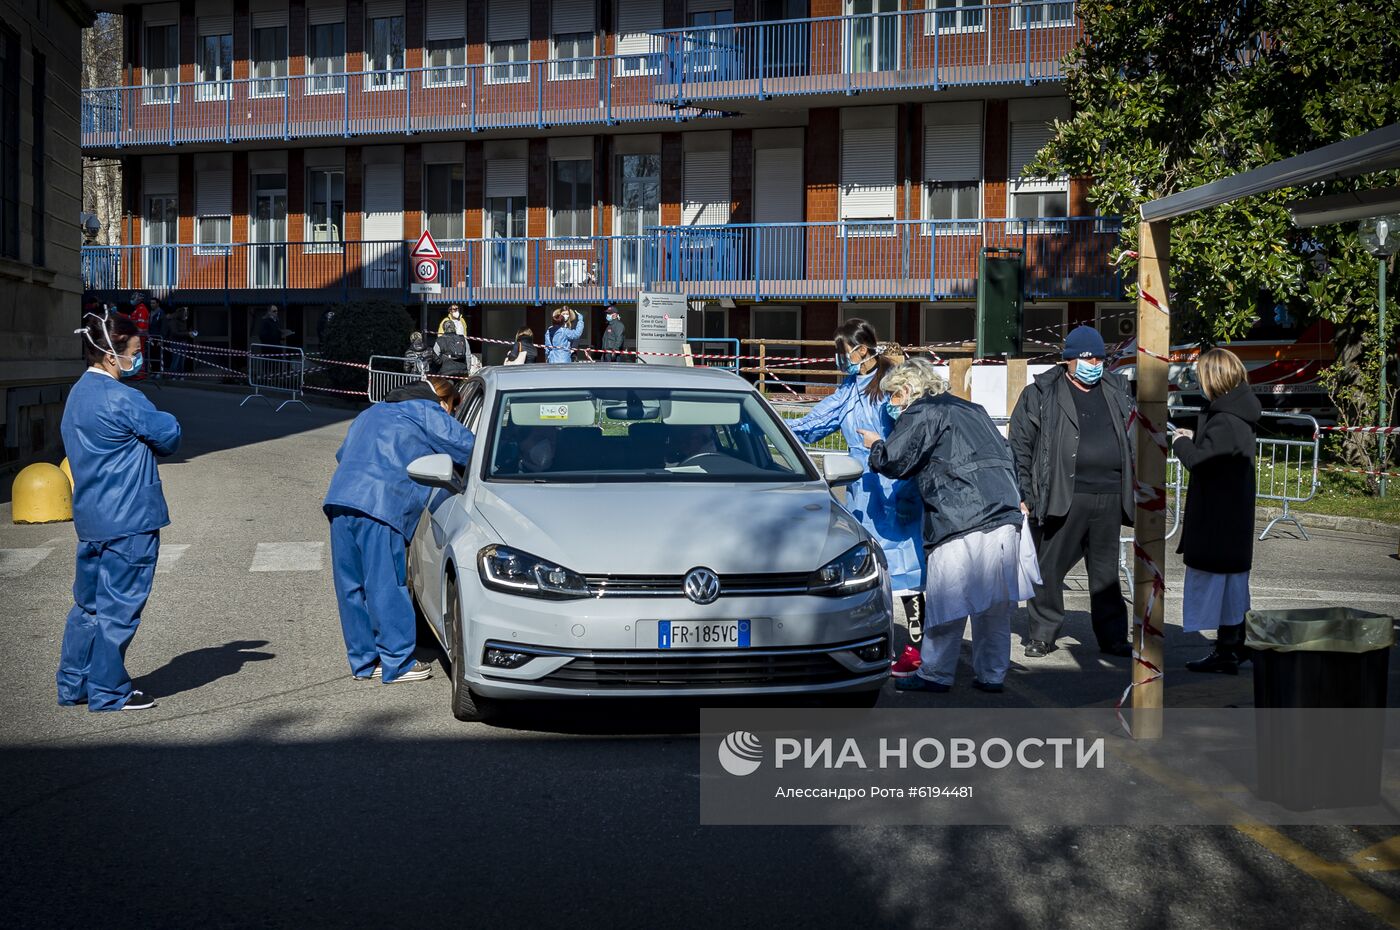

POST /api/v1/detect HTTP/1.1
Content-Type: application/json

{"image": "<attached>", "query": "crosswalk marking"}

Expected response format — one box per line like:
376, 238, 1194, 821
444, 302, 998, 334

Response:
0, 548, 53, 577
155, 544, 191, 574
250, 541, 325, 573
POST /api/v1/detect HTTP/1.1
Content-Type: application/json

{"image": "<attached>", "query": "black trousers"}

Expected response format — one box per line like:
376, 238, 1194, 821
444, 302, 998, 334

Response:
1027, 492, 1128, 648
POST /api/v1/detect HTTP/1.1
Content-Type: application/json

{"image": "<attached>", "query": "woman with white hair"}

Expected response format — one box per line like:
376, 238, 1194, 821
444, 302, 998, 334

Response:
859, 358, 1040, 693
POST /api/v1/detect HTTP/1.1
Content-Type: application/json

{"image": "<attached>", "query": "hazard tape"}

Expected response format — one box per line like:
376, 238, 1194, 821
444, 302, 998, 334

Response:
1320, 465, 1400, 479
1318, 425, 1400, 435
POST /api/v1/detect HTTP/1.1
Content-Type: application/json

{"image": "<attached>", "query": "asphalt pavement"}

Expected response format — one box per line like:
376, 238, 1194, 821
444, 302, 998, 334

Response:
3, 384, 1399, 929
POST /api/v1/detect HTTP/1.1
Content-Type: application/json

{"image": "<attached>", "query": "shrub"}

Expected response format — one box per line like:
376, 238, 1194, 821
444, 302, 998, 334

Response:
318, 299, 415, 390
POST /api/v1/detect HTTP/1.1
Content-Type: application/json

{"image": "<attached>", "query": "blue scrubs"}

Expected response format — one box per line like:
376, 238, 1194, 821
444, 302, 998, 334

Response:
323, 395, 476, 682
544, 317, 585, 363
58, 370, 181, 710
788, 372, 925, 594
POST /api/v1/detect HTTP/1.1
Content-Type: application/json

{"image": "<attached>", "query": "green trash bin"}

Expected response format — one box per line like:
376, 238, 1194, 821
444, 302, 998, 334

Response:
1247, 607, 1395, 811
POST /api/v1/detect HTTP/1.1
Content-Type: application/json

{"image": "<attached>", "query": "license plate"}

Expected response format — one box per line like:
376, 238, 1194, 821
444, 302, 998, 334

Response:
658, 620, 751, 649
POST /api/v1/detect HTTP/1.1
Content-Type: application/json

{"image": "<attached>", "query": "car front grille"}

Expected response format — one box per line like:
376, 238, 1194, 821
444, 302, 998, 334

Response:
537, 648, 856, 690
582, 572, 812, 598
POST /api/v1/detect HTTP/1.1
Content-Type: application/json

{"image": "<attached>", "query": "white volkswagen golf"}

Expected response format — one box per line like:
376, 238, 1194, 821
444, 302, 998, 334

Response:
405, 364, 893, 721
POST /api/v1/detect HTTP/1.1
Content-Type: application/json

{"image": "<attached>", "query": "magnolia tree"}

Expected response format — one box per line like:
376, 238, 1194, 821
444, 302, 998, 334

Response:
1031, 0, 1399, 481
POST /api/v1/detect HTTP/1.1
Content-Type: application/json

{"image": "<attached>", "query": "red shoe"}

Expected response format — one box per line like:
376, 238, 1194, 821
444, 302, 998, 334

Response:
890, 645, 922, 678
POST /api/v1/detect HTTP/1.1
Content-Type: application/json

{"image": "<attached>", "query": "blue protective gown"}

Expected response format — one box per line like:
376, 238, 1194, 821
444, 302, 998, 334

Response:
57, 370, 182, 710
544, 317, 585, 364
323, 394, 476, 681
787, 371, 925, 594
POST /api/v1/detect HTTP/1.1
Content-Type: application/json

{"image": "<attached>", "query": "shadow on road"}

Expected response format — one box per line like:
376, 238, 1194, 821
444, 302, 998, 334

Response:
135, 640, 276, 699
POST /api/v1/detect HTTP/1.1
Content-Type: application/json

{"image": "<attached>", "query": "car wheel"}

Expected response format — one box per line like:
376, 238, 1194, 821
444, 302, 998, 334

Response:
446, 575, 497, 723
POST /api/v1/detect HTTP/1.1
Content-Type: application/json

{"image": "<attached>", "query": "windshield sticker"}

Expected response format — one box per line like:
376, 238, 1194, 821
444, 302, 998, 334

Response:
539, 404, 571, 421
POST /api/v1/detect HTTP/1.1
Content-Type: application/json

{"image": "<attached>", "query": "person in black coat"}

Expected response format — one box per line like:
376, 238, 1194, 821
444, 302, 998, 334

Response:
1173, 347, 1262, 674
601, 307, 626, 362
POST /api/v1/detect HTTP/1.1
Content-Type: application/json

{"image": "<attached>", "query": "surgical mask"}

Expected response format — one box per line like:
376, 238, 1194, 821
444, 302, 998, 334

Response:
450, 310, 461, 318
118, 351, 144, 379
1074, 359, 1104, 385
884, 401, 903, 421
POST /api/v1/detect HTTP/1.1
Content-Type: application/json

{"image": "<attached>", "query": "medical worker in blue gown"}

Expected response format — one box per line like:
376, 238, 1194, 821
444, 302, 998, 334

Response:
58, 310, 182, 711
787, 318, 926, 640
323, 376, 476, 683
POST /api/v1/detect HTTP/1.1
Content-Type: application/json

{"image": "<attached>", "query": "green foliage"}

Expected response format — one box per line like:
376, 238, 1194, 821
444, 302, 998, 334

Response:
1032, 0, 1400, 476
318, 300, 415, 389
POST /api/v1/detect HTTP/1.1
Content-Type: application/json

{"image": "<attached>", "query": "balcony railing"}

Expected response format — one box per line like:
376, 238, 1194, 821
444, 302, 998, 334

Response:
81, 235, 652, 305
655, 1, 1079, 104
646, 217, 1123, 301
80, 51, 690, 149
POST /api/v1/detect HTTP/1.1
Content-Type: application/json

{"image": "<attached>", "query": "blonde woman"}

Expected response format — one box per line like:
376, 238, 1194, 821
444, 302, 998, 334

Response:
545, 306, 585, 363
860, 358, 1039, 693
1173, 347, 1261, 673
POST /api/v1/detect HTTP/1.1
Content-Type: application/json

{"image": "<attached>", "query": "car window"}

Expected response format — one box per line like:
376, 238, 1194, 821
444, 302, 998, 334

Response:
484, 388, 817, 483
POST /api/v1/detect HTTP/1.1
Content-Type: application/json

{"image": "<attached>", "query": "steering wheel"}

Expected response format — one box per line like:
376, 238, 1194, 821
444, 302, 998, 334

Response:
678, 452, 748, 474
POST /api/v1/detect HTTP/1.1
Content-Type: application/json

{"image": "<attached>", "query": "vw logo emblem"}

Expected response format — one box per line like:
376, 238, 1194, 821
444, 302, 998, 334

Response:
684, 567, 721, 605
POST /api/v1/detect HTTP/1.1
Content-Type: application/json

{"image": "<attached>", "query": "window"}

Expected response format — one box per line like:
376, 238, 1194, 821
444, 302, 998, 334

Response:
308, 22, 346, 93
197, 26, 234, 100
306, 168, 345, 249
426, 40, 466, 85
840, 115, 896, 234
195, 157, 233, 254
489, 40, 528, 83
840, 304, 893, 344
847, 0, 896, 73
424, 162, 465, 245
366, 15, 405, 89
921, 304, 975, 347
0, 27, 17, 260
488, 0, 529, 83
1008, 117, 1068, 229
197, 215, 232, 250
1023, 305, 1067, 352
552, 33, 594, 79
927, 0, 983, 33
143, 22, 179, 103
1010, 189, 1068, 222
923, 111, 982, 234
615, 152, 660, 284
687, 5, 733, 74
551, 159, 593, 239
31, 53, 45, 267
252, 25, 288, 96
617, 0, 663, 74
1014, 1, 1075, 28
926, 184, 980, 226
751, 306, 801, 359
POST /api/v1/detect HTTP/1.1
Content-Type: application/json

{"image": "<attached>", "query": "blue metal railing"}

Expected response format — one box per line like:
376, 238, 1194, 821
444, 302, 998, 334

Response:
655, 1, 1078, 104
645, 217, 1123, 301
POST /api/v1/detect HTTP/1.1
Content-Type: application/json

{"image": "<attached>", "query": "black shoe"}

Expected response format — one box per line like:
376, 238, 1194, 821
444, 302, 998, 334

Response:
971, 679, 1004, 693
1099, 642, 1133, 658
120, 691, 157, 710
1024, 640, 1057, 658
1185, 650, 1239, 675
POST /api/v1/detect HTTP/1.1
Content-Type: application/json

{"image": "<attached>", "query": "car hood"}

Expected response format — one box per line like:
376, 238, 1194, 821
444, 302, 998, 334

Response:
472, 481, 868, 575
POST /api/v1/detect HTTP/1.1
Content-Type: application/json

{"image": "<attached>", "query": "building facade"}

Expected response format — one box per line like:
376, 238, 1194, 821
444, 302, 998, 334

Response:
79, 0, 1129, 370
2, 0, 93, 469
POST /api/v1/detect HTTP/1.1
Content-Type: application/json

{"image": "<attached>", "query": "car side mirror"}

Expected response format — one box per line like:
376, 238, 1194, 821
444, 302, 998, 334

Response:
407, 453, 461, 493
822, 454, 865, 486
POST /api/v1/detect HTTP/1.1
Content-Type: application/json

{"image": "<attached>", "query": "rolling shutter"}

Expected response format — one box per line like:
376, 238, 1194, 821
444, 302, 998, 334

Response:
365, 0, 403, 19
840, 127, 896, 219
754, 148, 803, 223
142, 157, 178, 196
552, 0, 594, 34
682, 150, 731, 226
617, 0, 662, 58
488, 0, 528, 42
923, 123, 980, 183
144, 3, 179, 26
196, 157, 232, 217
250, 0, 288, 30
486, 159, 527, 198
1009, 121, 1053, 179
688, 0, 731, 12
199, 14, 234, 35
363, 163, 404, 241
425, 0, 465, 41
307, 0, 345, 26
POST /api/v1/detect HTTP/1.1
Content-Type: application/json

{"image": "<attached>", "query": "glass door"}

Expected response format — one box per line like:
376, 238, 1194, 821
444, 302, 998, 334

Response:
614, 154, 659, 287
848, 0, 898, 74
251, 173, 287, 288
487, 196, 527, 287
143, 195, 177, 289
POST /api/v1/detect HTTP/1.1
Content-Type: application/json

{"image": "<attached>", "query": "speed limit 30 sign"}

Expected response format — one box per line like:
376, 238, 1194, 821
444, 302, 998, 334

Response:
415, 258, 439, 283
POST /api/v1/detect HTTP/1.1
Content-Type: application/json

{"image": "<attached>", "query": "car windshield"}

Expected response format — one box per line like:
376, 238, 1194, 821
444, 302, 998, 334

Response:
485, 387, 818, 483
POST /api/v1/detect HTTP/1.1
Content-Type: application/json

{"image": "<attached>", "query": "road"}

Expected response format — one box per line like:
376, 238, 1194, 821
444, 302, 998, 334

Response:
2, 384, 1399, 929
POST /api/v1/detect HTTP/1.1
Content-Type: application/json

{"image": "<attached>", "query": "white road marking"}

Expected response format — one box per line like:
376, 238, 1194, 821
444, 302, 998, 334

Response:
0, 548, 53, 577
250, 541, 325, 573
155, 544, 191, 574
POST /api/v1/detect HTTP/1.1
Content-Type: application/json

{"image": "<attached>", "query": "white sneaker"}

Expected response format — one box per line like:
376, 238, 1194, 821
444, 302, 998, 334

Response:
121, 690, 157, 710
386, 662, 432, 683
353, 666, 383, 681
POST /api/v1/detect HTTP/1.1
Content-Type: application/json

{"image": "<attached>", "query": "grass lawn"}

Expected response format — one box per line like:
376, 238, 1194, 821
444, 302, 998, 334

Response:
1291, 470, 1400, 525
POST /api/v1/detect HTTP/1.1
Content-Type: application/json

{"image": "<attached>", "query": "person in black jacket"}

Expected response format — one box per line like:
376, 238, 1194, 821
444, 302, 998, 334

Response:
1008, 325, 1135, 659
505, 327, 537, 365
255, 305, 285, 346
862, 358, 1040, 694
601, 306, 626, 362
1174, 347, 1262, 673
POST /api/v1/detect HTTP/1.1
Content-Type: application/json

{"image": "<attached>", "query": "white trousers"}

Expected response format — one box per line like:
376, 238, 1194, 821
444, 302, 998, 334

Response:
917, 600, 1012, 686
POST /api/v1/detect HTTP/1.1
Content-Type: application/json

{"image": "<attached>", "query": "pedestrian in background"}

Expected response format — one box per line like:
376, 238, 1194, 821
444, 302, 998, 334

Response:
256, 305, 284, 346
862, 358, 1038, 693
324, 376, 477, 684
505, 327, 537, 365
545, 306, 585, 363
1174, 348, 1261, 673
316, 308, 336, 346
167, 307, 191, 373
787, 319, 926, 640
601, 306, 626, 362
1009, 324, 1135, 659
147, 298, 166, 374
58, 310, 182, 711
438, 305, 466, 337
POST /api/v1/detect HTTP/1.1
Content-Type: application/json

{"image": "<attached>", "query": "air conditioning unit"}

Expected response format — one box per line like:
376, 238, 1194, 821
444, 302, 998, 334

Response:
555, 259, 588, 286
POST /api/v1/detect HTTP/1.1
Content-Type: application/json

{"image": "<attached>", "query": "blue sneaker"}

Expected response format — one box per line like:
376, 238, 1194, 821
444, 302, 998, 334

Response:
896, 675, 951, 693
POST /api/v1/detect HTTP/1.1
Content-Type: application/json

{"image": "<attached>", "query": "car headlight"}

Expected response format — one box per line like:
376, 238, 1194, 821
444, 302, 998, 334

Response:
808, 543, 882, 596
478, 545, 591, 599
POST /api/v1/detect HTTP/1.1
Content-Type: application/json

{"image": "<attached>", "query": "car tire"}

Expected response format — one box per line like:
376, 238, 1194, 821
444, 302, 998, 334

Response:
446, 575, 497, 724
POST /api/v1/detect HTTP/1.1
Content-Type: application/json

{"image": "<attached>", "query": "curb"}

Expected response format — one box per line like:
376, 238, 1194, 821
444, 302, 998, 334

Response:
1257, 506, 1399, 539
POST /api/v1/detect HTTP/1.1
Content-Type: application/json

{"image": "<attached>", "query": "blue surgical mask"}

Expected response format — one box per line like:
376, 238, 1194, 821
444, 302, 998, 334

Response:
1074, 359, 1104, 385
119, 352, 144, 379
884, 401, 903, 421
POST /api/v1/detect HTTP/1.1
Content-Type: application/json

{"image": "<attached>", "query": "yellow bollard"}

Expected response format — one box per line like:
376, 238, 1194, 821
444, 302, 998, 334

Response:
11, 463, 73, 524
59, 457, 74, 489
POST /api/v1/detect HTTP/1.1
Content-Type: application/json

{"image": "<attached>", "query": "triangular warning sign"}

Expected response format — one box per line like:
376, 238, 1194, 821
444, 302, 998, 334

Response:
411, 230, 442, 260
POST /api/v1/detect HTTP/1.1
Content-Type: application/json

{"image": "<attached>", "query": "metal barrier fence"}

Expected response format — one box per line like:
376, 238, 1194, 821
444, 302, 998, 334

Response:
368, 355, 425, 404
242, 343, 309, 412
1255, 411, 1322, 540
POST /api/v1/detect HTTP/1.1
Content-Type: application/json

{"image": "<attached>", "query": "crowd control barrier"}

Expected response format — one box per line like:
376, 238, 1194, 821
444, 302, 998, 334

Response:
242, 343, 309, 412
1255, 412, 1322, 540
368, 355, 425, 403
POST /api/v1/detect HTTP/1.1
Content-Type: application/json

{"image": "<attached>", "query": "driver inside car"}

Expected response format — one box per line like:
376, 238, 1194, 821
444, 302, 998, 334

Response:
666, 425, 720, 466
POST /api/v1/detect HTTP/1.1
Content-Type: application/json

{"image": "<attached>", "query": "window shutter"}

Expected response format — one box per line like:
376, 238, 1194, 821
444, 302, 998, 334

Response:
196, 162, 232, 216
199, 15, 234, 35
486, 159, 527, 198
753, 148, 803, 223
683, 150, 731, 226
488, 0, 528, 42
923, 123, 980, 183
307, 0, 345, 26
840, 127, 896, 219
142, 157, 178, 196
552, 0, 594, 34
250, 0, 288, 30
688, 0, 731, 12
365, 0, 403, 19
144, 3, 179, 27
1009, 121, 1053, 179
425, 0, 465, 40
617, 0, 662, 57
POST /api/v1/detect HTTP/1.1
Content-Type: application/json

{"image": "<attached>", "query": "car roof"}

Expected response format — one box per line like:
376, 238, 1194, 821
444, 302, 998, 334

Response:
478, 364, 754, 392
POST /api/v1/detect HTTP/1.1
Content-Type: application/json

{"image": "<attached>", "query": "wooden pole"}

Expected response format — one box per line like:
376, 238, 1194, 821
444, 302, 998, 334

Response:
949, 357, 973, 401
1006, 358, 1028, 418
1131, 220, 1171, 739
